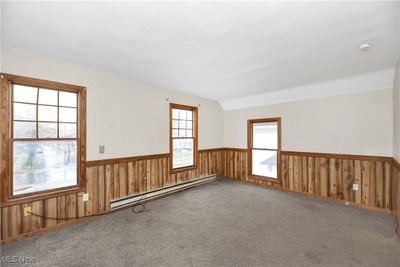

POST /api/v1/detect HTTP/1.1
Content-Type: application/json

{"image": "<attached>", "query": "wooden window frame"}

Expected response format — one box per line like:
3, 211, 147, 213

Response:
247, 117, 281, 183
169, 103, 198, 174
0, 73, 86, 205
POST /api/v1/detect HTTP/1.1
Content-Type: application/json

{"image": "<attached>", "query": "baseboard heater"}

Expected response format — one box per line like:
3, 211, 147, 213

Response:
110, 174, 217, 210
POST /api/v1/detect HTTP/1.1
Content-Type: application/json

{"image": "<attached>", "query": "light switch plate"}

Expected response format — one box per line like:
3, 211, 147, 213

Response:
82, 193, 89, 202
99, 145, 105, 154
352, 184, 359, 191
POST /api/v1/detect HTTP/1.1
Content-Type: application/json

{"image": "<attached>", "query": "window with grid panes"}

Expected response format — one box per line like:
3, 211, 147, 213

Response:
170, 103, 197, 170
12, 84, 79, 196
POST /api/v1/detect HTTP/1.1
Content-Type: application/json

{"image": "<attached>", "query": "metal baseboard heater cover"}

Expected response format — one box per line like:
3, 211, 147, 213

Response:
110, 174, 217, 210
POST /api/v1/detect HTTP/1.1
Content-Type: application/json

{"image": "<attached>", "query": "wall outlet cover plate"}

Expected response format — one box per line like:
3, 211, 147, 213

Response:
352, 184, 359, 191
82, 193, 89, 202
24, 207, 32, 217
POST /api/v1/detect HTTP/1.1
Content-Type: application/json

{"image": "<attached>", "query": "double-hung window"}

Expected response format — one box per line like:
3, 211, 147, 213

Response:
170, 103, 198, 172
1, 74, 86, 200
248, 118, 281, 182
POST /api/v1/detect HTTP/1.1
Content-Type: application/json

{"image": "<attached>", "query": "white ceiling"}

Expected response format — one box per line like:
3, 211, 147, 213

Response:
1, 1, 399, 102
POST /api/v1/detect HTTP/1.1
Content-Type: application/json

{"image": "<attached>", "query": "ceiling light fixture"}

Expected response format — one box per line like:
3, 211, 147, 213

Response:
359, 43, 371, 51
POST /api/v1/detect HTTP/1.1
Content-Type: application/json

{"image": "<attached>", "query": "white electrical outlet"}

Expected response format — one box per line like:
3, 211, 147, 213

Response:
82, 193, 89, 202
352, 184, 359, 191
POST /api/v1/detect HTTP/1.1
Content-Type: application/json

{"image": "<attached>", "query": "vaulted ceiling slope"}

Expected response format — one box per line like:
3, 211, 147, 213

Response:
1, 1, 399, 103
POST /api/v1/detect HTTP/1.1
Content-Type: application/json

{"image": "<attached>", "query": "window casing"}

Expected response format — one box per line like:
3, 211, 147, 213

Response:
1, 74, 86, 202
169, 103, 198, 172
248, 118, 281, 182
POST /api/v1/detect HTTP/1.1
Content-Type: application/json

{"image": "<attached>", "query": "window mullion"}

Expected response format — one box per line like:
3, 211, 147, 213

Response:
36, 87, 39, 138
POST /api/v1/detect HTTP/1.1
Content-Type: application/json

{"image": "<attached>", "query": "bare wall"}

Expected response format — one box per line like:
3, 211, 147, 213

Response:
224, 90, 393, 156
1, 46, 224, 160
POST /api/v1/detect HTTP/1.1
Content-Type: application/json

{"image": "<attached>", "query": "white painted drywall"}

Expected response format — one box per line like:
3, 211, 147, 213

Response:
394, 58, 400, 162
1, 46, 224, 160
224, 90, 393, 157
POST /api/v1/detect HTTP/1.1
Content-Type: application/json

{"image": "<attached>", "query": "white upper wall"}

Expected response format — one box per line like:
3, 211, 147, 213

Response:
224, 89, 393, 157
1, 47, 224, 160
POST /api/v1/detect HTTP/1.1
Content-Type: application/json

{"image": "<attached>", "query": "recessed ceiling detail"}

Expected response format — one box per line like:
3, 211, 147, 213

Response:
1, 1, 399, 102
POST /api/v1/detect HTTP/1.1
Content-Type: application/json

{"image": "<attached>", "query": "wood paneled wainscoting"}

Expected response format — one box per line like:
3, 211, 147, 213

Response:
221, 148, 393, 211
0, 149, 223, 243
392, 159, 400, 236
1, 148, 399, 243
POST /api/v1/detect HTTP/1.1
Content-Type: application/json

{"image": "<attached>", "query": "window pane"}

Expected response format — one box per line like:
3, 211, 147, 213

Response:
173, 139, 193, 169
186, 130, 193, 137
172, 109, 179, 120
172, 120, 179, 128
179, 129, 186, 137
14, 121, 36, 138
13, 85, 37, 103
187, 121, 193, 129
14, 103, 36, 121
179, 110, 187, 120
13, 140, 77, 195
59, 91, 77, 107
38, 105, 57, 121
59, 107, 77, 122
59, 123, 77, 138
187, 111, 193, 120
38, 123, 57, 138
172, 129, 179, 138
252, 150, 277, 178
38, 89, 57, 105
179, 120, 186, 129
253, 122, 278, 149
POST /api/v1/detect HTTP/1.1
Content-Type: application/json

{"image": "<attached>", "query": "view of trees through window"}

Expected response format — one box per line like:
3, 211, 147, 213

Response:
12, 84, 78, 195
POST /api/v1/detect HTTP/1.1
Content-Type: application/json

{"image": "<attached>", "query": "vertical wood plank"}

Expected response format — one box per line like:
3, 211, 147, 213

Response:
293, 156, 299, 191
65, 193, 77, 221
44, 198, 57, 227
384, 162, 391, 209
374, 161, 383, 208
329, 159, 337, 198
354, 160, 362, 204
57, 196, 66, 224
127, 162, 135, 195
342, 159, 354, 202
86, 167, 94, 216
361, 161, 370, 206
289, 156, 294, 190
105, 164, 113, 209
1, 205, 21, 239
307, 157, 314, 194
77, 192, 85, 217
369, 161, 376, 208
314, 158, 321, 196
92, 166, 99, 214
119, 163, 128, 198
320, 158, 328, 197
113, 164, 120, 199
98, 165, 106, 212
302, 157, 308, 193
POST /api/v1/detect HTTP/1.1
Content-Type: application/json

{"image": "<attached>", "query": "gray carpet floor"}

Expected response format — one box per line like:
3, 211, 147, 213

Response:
1, 178, 399, 267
